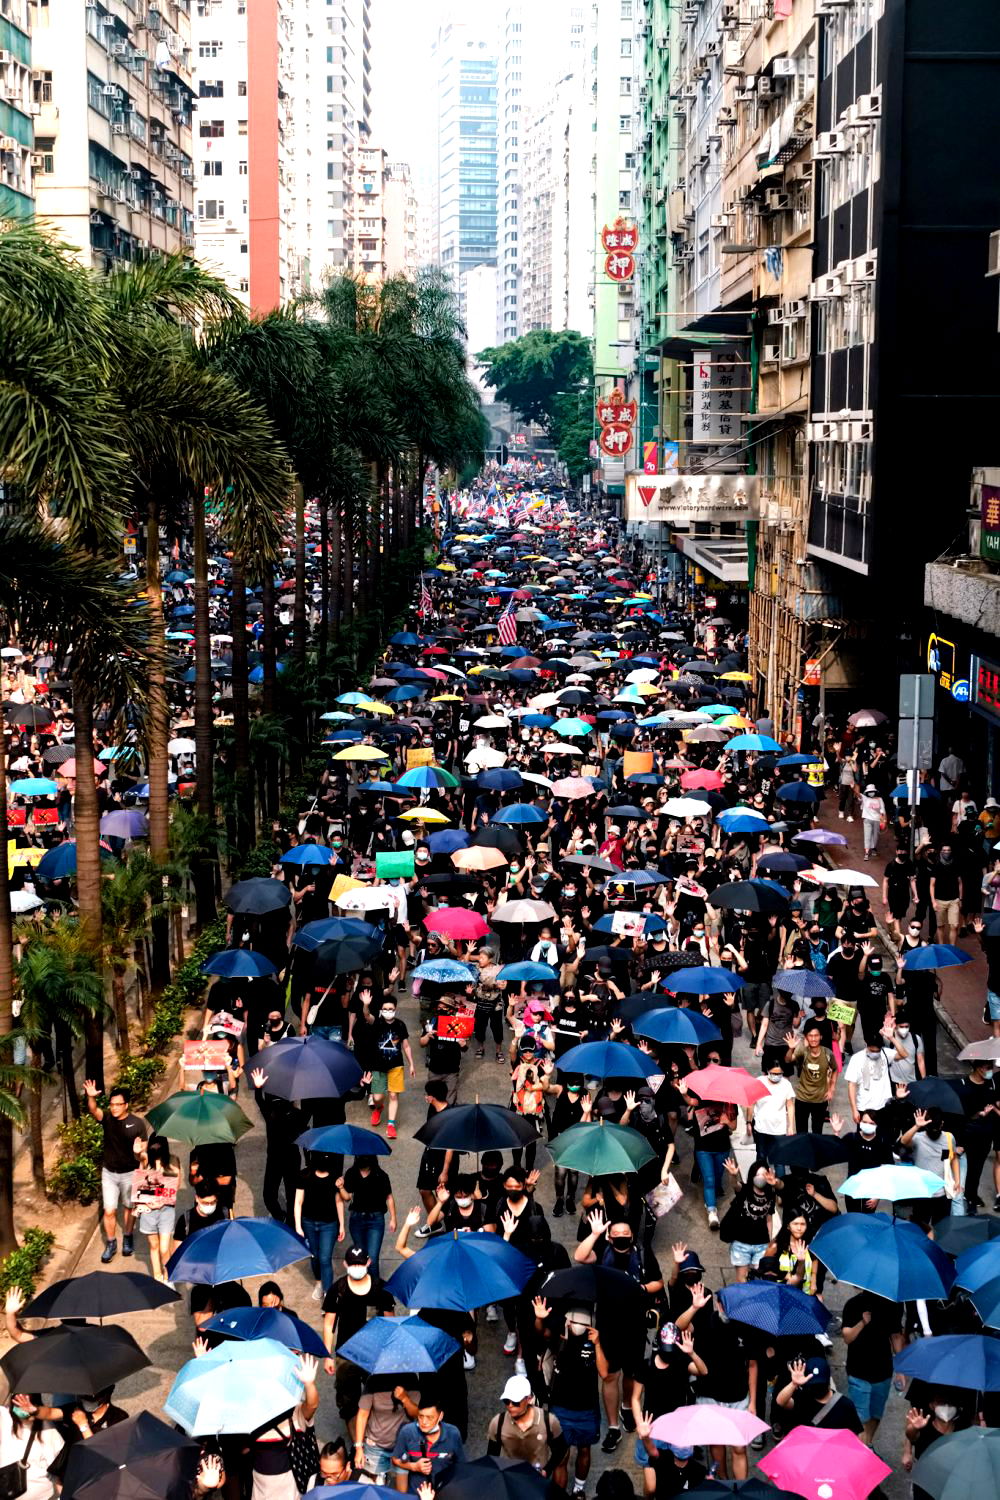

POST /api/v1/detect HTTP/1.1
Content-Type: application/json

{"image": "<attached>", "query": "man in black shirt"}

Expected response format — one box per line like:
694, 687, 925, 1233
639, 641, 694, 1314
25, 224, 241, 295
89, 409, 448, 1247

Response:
170, 1181, 231, 1257
930, 844, 963, 946
882, 850, 916, 944
418, 998, 467, 1106
841, 1291, 903, 1446
635, 1425, 708, 1499
774, 1356, 862, 1432
85, 1080, 148, 1263
856, 947, 896, 1044
322, 1244, 395, 1423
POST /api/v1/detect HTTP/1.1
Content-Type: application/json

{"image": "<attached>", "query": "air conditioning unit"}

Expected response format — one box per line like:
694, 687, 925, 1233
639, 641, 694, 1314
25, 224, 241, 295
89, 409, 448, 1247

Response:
851, 252, 877, 281
711, 213, 728, 230
765, 189, 790, 210
772, 57, 798, 78
114, 189, 126, 202
133, 50, 149, 61
809, 275, 844, 299
807, 420, 837, 441
741, 74, 758, 92
840, 104, 858, 127
857, 90, 882, 119
0, 50, 14, 66
849, 420, 873, 442
783, 298, 807, 319
763, 343, 781, 362
758, 76, 775, 96
0, 135, 18, 151
124, 167, 142, 178
90, 211, 103, 224
111, 41, 128, 56
813, 131, 846, 157
102, 83, 120, 96
767, 306, 783, 324
112, 122, 127, 135
30, 150, 44, 168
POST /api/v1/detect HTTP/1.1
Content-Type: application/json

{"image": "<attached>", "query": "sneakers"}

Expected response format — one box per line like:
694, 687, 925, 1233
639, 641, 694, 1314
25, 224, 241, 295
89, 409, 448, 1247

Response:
503, 1331, 518, 1355
707, 1208, 720, 1231
751, 1435, 765, 1451
121, 1234, 134, 1258
386, 1124, 397, 1140
101, 1239, 117, 1264
619, 1406, 636, 1434
486, 1304, 499, 1323
572, 1482, 586, 1496
847, 815, 854, 822
838, 811, 845, 820
311, 1282, 324, 1302
553, 1199, 564, 1219
463, 1351, 476, 1371
415, 1224, 437, 1239
495, 1049, 504, 1062
600, 1427, 622, 1454
475, 1047, 485, 1060
370, 1107, 382, 1127
514, 1356, 527, 1377
565, 1198, 576, 1216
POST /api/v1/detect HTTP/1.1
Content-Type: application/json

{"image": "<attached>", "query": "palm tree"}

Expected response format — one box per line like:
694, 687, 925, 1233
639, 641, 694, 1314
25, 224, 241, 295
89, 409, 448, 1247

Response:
100, 851, 169, 1049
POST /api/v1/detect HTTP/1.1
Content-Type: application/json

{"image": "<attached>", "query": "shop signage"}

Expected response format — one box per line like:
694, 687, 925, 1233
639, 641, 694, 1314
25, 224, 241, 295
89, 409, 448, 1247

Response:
803, 658, 822, 686
601, 218, 638, 282
926, 632, 958, 693
624, 472, 759, 524
600, 423, 633, 457
596, 390, 637, 428
643, 442, 658, 474
981, 484, 1000, 561
973, 656, 1000, 722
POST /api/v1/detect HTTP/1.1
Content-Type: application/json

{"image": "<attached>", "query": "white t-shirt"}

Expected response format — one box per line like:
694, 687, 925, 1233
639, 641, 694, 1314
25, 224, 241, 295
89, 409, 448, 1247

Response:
752, 1075, 796, 1135
843, 1048, 893, 1111
859, 794, 884, 823
0, 1410, 63, 1500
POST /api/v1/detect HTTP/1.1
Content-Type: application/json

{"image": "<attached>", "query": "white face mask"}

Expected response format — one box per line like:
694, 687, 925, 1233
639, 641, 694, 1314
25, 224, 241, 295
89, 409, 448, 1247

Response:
933, 1405, 957, 1423
859, 1122, 877, 1137
346, 1265, 369, 1281
454, 1196, 472, 1208
379, 1011, 396, 1023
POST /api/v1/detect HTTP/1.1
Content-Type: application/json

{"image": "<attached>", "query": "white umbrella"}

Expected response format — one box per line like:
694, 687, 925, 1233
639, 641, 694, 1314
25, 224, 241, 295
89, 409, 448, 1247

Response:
475, 715, 511, 730
336, 886, 400, 914
520, 771, 555, 791
168, 737, 196, 755
543, 741, 585, 756
660, 798, 712, 818
492, 898, 557, 923
815, 867, 878, 889
528, 693, 561, 710
465, 747, 508, 770
0, 647, 23, 659
626, 669, 660, 684
10, 890, 43, 914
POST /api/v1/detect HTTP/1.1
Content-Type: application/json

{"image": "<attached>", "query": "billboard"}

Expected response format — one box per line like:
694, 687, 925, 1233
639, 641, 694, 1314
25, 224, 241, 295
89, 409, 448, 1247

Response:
624, 472, 759, 525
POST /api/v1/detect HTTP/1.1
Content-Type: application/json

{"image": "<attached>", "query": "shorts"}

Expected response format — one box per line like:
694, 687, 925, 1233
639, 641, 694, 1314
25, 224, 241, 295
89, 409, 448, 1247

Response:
102, 1167, 136, 1213
988, 988, 1000, 1022
729, 1240, 768, 1269
741, 981, 770, 1014
370, 1067, 405, 1095
551, 1406, 601, 1449
696, 1394, 750, 1413
359, 1442, 394, 1479
635, 1437, 671, 1467
846, 1375, 891, 1422
138, 1205, 176, 1236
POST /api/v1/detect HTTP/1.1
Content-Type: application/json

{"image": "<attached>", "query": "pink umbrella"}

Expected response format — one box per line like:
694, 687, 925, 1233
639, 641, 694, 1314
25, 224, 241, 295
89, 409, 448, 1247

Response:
651, 1405, 768, 1448
680, 768, 724, 790
423, 908, 491, 941
551, 777, 594, 799
683, 1062, 769, 1107
759, 1426, 892, 1500
58, 760, 107, 779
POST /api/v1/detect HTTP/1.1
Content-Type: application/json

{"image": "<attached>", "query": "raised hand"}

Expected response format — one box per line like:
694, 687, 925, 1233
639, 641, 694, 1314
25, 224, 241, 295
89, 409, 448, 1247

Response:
192, 1336, 209, 1358
84, 1078, 100, 1097
678, 1327, 695, 1355
526, 1168, 541, 1189
4, 1287, 24, 1315
783, 1030, 798, 1049
295, 1355, 319, 1386
501, 1210, 517, 1238
435, 1186, 450, 1202
197, 1455, 225, 1491
405, 1206, 422, 1227
830, 1111, 844, 1135
723, 1155, 740, 1177
532, 1296, 551, 1319
907, 1407, 931, 1430
634, 1409, 654, 1441
914, 1109, 929, 1129
689, 1281, 710, 1310
417, 1483, 436, 1500
250, 1068, 267, 1089
587, 1210, 609, 1238
788, 1358, 809, 1387
624, 1091, 638, 1111
671, 1241, 688, 1264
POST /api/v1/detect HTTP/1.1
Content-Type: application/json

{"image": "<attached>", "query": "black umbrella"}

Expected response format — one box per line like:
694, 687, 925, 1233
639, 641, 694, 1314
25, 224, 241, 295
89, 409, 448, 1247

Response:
62, 1413, 200, 1500
933, 1215, 1000, 1256
540, 1263, 644, 1305
471, 826, 524, 856
766, 1133, 851, 1171
442, 1457, 559, 1500
6, 704, 55, 728
709, 880, 791, 914
42, 745, 76, 765
604, 804, 646, 820
905, 1076, 965, 1115
23, 1270, 180, 1321
560, 854, 618, 876
688, 1481, 802, 1500
575, 945, 633, 969
225, 878, 292, 915
0, 1323, 150, 1395
415, 1103, 538, 1153
311, 935, 384, 982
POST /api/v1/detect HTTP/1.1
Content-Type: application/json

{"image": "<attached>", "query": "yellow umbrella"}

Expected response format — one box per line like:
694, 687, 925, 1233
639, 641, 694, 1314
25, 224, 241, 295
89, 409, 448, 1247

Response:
719, 715, 754, 729
466, 664, 489, 675
333, 745, 390, 762
397, 807, 451, 824
437, 563, 457, 572
632, 591, 653, 601
635, 682, 659, 696
356, 699, 394, 715
721, 672, 752, 683
432, 693, 463, 703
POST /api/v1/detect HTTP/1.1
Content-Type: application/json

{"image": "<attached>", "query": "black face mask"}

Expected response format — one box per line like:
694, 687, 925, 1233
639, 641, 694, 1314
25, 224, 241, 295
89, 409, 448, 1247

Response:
506, 1190, 525, 1204
610, 1239, 633, 1255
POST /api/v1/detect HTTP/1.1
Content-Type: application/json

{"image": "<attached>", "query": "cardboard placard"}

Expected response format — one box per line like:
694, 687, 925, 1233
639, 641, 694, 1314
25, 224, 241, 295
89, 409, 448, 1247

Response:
132, 1169, 178, 1210
207, 1011, 245, 1039
330, 873, 363, 904
31, 808, 59, 826
826, 999, 857, 1026
437, 1012, 475, 1040
9, 847, 43, 873
183, 1039, 231, 1072
623, 750, 654, 779
610, 910, 647, 938
376, 850, 415, 880
605, 878, 637, 906
406, 747, 436, 770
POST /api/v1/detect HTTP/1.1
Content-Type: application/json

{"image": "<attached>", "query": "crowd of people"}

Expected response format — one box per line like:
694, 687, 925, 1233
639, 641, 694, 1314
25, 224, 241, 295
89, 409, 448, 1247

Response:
3, 482, 1000, 1500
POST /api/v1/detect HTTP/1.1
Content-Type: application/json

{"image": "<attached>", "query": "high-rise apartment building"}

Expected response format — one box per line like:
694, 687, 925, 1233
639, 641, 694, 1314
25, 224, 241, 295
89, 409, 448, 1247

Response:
352, 135, 385, 282
311, 0, 370, 280
31, 0, 195, 272
0, 0, 33, 221
383, 159, 418, 277
520, 70, 590, 335
433, 17, 498, 296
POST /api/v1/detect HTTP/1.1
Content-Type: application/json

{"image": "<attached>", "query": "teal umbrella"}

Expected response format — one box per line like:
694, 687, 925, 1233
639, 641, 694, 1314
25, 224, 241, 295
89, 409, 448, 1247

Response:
146, 1091, 252, 1145
164, 1338, 304, 1434
548, 1121, 656, 1175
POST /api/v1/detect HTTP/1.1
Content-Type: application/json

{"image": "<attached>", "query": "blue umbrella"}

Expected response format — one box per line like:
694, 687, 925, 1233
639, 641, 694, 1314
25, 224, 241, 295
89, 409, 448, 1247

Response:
338, 1314, 460, 1374
296, 1123, 391, 1157
901, 944, 974, 971
968, 1275, 1000, 1330
497, 961, 559, 983
383, 1231, 534, 1311
493, 803, 547, 825
478, 768, 524, 791
357, 781, 397, 794
772, 969, 835, 998
776, 753, 821, 767
601, 868, 668, 889
164, 1338, 304, 1434
839, 1164, 946, 1201
593, 912, 668, 936
248, 665, 265, 684
809, 1212, 955, 1300
757, 852, 812, 875
726, 733, 783, 753
10, 778, 58, 796
890, 782, 941, 801
201, 1306, 327, 1359
625, 773, 665, 787
171, 605, 195, 618
666, 965, 746, 995
631, 1006, 723, 1046
37, 842, 81, 879
411, 958, 478, 984
715, 811, 771, 834
395, 766, 451, 789
776, 781, 820, 803
389, 632, 421, 647
336, 692, 371, 705
522, 714, 555, 728
427, 829, 471, 853
279, 843, 335, 867
165, 1218, 310, 1285
201, 949, 278, 979
556, 718, 594, 737
292, 917, 381, 952
165, 569, 190, 583
555, 1040, 659, 1079
954, 1240, 1000, 1292
100, 809, 149, 839
385, 685, 424, 702
243, 1035, 363, 1102
718, 1282, 831, 1337
894, 1334, 1000, 1391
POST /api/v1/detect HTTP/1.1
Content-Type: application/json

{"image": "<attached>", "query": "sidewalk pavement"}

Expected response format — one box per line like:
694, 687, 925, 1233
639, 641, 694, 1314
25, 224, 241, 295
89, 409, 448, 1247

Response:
817, 795, 986, 1049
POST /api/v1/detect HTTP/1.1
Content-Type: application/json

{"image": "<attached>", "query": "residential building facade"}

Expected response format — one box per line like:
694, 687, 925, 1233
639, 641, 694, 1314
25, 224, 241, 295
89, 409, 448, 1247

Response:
1, 0, 33, 221
383, 159, 418, 277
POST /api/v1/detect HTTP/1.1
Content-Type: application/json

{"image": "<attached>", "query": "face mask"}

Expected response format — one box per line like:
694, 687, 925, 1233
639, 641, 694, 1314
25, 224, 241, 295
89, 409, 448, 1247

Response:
455, 1196, 472, 1208
896, 1026, 909, 1037
638, 1101, 656, 1121
925, 1126, 942, 1140
753, 1173, 768, 1188
610, 1238, 632, 1254
768, 1074, 783, 1086
506, 1190, 525, 1204
933, 1405, 957, 1423
379, 1011, 396, 1022
11, 1407, 30, 1421
859, 1122, 877, 1137
196, 1202, 218, 1215
346, 1265, 369, 1281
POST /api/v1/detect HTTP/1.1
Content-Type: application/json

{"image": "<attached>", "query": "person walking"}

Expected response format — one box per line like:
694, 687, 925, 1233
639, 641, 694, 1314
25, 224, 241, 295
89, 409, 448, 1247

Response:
858, 784, 886, 862
84, 1079, 148, 1264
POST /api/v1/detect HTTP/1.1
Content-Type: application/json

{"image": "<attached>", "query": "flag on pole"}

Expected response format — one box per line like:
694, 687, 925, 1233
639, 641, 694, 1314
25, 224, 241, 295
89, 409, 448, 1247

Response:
418, 578, 433, 619
497, 594, 517, 646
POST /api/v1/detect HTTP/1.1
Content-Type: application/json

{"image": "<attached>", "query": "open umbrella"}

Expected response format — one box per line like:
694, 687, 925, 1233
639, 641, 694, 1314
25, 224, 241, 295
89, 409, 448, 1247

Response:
165, 1217, 310, 1285
201, 949, 278, 979
759, 1427, 891, 1500
441, 1457, 556, 1500
838, 1163, 946, 1201
311, 936, 384, 982
954, 1240, 1000, 1291
683, 1063, 768, 1107
411, 959, 478, 985
810, 1211, 955, 1299
100, 810, 149, 839
651, 1405, 768, 1448
23, 1270, 179, 1321
414, 1102, 538, 1153
452, 845, 509, 872
710, 880, 791, 914
491, 898, 557, 923
539, 1262, 645, 1308
894, 1334, 1000, 1391
901, 944, 974, 971
548, 1121, 655, 1176
666, 966, 745, 995
0, 1324, 150, 1395
554, 1040, 659, 1080
337, 1314, 459, 1374
164, 1338, 305, 1435
766, 1133, 851, 1170
146, 1091, 252, 1145
292, 917, 381, 953
933, 1215, 1000, 1256
225, 878, 292, 915
771, 969, 834, 998
383, 1231, 534, 1311
244, 1035, 363, 1101
497, 961, 559, 983
201, 1305, 328, 1358
61, 1413, 199, 1500
296, 1123, 390, 1157
631, 1006, 723, 1046
911, 1427, 1000, 1500
493, 803, 548, 826
424, 907, 491, 940
717, 1282, 831, 1337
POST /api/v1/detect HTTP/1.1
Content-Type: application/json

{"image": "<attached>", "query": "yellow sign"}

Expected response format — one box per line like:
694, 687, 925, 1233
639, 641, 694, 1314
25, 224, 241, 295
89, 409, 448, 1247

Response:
405, 747, 435, 770
330, 874, 363, 904
927, 633, 956, 693
8, 847, 43, 874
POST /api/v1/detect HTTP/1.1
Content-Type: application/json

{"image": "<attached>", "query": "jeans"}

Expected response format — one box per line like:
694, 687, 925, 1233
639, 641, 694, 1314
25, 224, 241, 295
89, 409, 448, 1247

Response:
302, 1216, 338, 1293
349, 1210, 386, 1275
695, 1150, 726, 1210
794, 1100, 827, 1134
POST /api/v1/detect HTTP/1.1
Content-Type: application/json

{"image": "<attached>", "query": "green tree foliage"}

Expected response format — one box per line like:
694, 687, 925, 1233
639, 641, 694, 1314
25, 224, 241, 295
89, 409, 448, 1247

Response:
477, 330, 593, 475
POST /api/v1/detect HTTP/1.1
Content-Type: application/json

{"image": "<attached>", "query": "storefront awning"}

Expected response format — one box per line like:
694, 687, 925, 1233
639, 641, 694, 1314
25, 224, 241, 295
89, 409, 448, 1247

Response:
676, 532, 750, 583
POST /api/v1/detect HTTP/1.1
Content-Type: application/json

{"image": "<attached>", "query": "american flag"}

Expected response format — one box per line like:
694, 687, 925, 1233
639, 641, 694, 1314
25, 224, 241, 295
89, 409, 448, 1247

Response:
497, 594, 517, 646
417, 578, 433, 619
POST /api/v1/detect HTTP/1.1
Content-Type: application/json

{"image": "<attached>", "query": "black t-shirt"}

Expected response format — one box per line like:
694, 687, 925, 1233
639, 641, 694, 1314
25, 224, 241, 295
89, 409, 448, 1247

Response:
551, 1005, 588, 1058
930, 860, 961, 900
721, 1185, 776, 1246
789, 1390, 863, 1432
638, 1353, 693, 1417
550, 1333, 601, 1412
442, 1199, 487, 1232
296, 1168, 341, 1223
858, 973, 894, 1017
373, 1018, 409, 1071
694, 1314, 751, 1403
172, 1201, 229, 1242
424, 1031, 464, 1074
100, 1111, 148, 1172
343, 1164, 392, 1214
883, 858, 915, 904
650, 1455, 708, 1498
841, 1293, 900, 1382
322, 1274, 395, 1348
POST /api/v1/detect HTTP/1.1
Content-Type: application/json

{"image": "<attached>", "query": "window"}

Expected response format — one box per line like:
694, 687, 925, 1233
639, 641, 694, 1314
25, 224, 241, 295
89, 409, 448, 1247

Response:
203, 160, 222, 176
198, 41, 222, 58
619, 76, 631, 94
238, 119, 248, 135
238, 159, 248, 175
624, 152, 635, 169
198, 199, 224, 219
238, 80, 247, 96
199, 119, 224, 137
618, 189, 631, 209
781, 314, 809, 362
621, 0, 633, 16
240, 242, 248, 254
621, 38, 632, 56
199, 80, 223, 98
619, 115, 630, 132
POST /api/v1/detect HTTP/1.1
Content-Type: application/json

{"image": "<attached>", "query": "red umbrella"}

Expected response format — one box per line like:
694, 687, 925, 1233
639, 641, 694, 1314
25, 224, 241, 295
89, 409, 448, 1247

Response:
683, 1063, 768, 1107
681, 768, 725, 790
424, 907, 491, 941
759, 1425, 892, 1500
421, 646, 448, 657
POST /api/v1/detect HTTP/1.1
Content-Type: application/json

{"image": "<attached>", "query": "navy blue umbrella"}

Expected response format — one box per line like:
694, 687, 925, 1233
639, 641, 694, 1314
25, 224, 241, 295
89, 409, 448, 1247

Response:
201, 949, 278, 980
771, 969, 835, 998
243, 1035, 363, 1101
337, 1314, 460, 1373
202, 1305, 328, 1358
497, 960, 559, 983
810, 1212, 955, 1300
427, 829, 471, 854
493, 803, 547, 825
894, 1334, 1000, 1391
478, 768, 524, 792
776, 753, 821, 768
226, 878, 292, 915
718, 1282, 831, 1337
757, 852, 812, 875
775, 781, 820, 803
165, 1218, 310, 1285
555, 1040, 659, 1079
296, 1123, 391, 1157
384, 1231, 534, 1311
632, 1006, 723, 1047
767, 1133, 851, 1170
292, 917, 382, 953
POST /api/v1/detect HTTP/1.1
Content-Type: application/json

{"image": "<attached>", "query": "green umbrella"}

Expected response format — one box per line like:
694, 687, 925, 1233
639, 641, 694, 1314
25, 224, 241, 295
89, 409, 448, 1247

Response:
548, 1121, 655, 1176
146, 1091, 252, 1145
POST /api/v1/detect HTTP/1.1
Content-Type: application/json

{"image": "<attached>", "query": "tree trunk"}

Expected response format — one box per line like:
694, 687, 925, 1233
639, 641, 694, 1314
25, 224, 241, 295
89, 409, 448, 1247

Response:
111, 965, 130, 1055
229, 552, 253, 855
71, 677, 105, 1089
330, 504, 343, 637
192, 495, 216, 929
145, 493, 171, 989
0, 734, 17, 1253
27, 1049, 45, 1193
318, 500, 330, 673
293, 482, 307, 668
340, 507, 353, 629
54, 1020, 80, 1119
261, 571, 279, 818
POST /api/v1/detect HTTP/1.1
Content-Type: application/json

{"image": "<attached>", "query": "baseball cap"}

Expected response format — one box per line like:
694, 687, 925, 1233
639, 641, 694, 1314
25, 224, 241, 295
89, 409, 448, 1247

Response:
802, 1356, 830, 1387
501, 1375, 533, 1403
658, 1321, 679, 1350
344, 1246, 369, 1266
677, 1252, 703, 1278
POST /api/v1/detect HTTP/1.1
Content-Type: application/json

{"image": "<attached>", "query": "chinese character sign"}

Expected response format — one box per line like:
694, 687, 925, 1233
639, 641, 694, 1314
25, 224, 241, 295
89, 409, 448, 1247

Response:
600, 423, 633, 457
982, 484, 1000, 562
596, 390, 637, 428
601, 218, 639, 253
692, 355, 714, 442
605, 251, 635, 282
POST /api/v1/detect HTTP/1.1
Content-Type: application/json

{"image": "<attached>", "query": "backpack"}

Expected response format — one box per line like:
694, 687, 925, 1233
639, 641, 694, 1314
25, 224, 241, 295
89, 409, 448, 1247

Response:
487, 1406, 555, 1472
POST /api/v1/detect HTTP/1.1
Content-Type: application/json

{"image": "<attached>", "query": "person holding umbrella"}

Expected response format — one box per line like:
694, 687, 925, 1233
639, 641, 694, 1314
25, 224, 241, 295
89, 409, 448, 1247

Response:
321, 1246, 395, 1430
774, 1355, 862, 1433
246, 1353, 320, 1500
840, 1289, 906, 1448
134, 1133, 182, 1284
628, 1322, 706, 1496
531, 1303, 608, 1494
0, 1393, 65, 1500
84, 1079, 149, 1264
